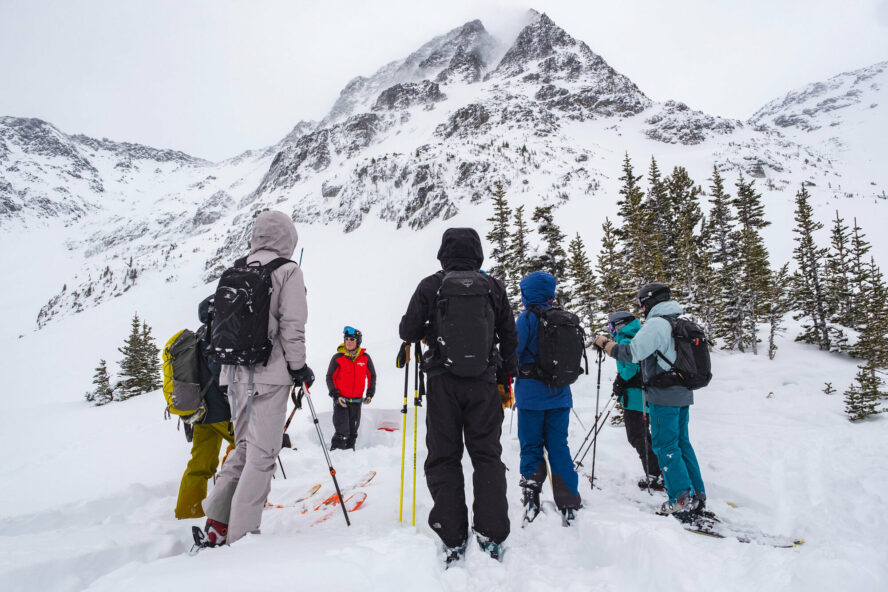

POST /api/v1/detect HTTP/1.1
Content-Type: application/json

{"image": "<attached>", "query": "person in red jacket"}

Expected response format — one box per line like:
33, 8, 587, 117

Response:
325, 326, 377, 450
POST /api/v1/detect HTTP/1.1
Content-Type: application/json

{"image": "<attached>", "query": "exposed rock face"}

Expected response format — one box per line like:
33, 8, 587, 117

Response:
751, 61, 887, 134
645, 100, 741, 145
373, 81, 446, 111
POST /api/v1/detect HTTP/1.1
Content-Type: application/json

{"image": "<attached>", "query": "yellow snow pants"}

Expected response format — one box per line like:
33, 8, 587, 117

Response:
175, 421, 235, 519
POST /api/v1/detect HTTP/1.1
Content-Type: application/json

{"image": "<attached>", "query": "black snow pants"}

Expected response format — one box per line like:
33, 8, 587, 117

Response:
331, 399, 363, 450
624, 408, 661, 477
424, 372, 509, 549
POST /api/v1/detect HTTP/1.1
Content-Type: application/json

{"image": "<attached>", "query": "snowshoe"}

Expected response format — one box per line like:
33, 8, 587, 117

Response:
478, 539, 503, 561
189, 518, 228, 554
443, 543, 466, 568
521, 485, 541, 524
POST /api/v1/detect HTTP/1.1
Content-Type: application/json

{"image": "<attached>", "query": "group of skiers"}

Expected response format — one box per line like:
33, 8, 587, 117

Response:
174, 210, 708, 565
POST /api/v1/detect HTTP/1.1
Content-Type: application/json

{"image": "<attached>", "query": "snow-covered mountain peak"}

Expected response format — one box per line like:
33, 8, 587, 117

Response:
320, 19, 499, 126
751, 60, 887, 133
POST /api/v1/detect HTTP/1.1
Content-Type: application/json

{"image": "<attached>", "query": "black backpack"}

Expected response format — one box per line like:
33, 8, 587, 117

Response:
210, 256, 294, 366
527, 306, 588, 387
434, 270, 496, 377
648, 317, 712, 390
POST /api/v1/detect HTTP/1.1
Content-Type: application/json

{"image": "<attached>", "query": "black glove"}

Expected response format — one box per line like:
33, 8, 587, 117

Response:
613, 376, 628, 398
396, 342, 410, 368
288, 364, 315, 388
363, 396, 373, 405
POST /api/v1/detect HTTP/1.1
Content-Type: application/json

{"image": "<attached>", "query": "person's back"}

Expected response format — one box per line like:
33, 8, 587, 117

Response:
595, 283, 705, 518
198, 210, 314, 548
514, 271, 582, 523
174, 295, 234, 520
398, 227, 517, 565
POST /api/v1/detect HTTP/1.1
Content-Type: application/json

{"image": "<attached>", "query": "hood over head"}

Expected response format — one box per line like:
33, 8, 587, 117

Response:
520, 271, 556, 308
437, 228, 484, 271
198, 294, 214, 324
250, 210, 299, 259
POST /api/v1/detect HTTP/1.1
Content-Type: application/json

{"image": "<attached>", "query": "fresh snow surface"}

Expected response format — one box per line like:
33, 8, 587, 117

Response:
1, 207, 887, 592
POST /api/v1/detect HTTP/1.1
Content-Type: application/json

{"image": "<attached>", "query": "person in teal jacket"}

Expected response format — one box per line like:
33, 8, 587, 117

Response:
608, 311, 663, 491
594, 283, 706, 518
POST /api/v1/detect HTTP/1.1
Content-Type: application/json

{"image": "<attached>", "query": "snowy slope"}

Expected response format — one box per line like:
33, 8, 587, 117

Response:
1, 8, 888, 592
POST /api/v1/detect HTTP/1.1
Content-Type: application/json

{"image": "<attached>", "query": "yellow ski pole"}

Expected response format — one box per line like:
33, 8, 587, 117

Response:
412, 342, 421, 526
398, 344, 410, 522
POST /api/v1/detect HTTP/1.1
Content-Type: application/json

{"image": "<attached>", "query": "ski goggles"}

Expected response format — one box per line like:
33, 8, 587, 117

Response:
343, 326, 358, 340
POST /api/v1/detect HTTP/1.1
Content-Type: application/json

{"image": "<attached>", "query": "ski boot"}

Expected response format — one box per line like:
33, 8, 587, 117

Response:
657, 492, 700, 522
476, 534, 503, 562
443, 542, 467, 568
190, 518, 227, 554
560, 507, 579, 527
638, 474, 666, 492
520, 482, 542, 524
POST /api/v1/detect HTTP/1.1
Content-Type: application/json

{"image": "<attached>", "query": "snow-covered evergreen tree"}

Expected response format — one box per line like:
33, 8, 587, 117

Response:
849, 218, 873, 332
596, 218, 626, 318
733, 174, 772, 354
530, 205, 568, 301
766, 263, 791, 360
90, 359, 114, 406
615, 154, 657, 300
485, 181, 512, 283
668, 166, 704, 318
507, 205, 531, 314
644, 156, 673, 283
140, 321, 161, 392
844, 364, 883, 421
826, 210, 853, 329
706, 166, 741, 348
791, 186, 831, 351
566, 233, 598, 332
116, 313, 144, 400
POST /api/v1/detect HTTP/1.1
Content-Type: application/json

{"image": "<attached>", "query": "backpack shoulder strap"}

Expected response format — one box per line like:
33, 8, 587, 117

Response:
653, 316, 679, 369
263, 257, 296, 273
233, 256, 247, 267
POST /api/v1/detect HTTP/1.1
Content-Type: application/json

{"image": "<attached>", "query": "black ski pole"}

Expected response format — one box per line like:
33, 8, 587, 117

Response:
302, 384, 351, 526
589, 348, 604, 487
574, 394, 617, 468
642, 386, 652, 495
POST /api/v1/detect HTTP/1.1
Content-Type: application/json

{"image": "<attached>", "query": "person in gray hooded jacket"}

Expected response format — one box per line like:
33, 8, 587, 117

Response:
593, 283, 706, 518
200, 210, 313, 546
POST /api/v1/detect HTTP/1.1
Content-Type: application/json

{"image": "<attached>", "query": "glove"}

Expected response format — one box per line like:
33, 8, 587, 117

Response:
592, 334, 609, 350
396, 342, 411, 368
337, 396, 348, 408
613, 376, 627, 398
288, 364, 315, 388
497, 383, 513, 409
363, 396, 372, 405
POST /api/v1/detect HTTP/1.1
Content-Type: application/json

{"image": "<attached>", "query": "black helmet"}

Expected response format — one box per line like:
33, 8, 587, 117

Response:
343, 325, 362, 348
637, 283, 671, 316
608, 311, 636, 334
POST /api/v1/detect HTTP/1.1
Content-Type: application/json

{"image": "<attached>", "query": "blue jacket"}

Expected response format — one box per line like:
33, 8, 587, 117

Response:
610, 300, 693, 407
515, 271, 573, 410
613, 318, 645, 412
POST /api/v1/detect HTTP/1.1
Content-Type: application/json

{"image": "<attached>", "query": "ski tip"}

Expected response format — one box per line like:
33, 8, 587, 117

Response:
725, 501, 739, 508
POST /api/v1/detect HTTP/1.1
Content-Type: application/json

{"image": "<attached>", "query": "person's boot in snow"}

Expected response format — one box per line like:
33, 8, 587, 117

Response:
191, 518, 228, 550
658, 492, 699, 518
443, 542, 467, 568
521, 483, 541, 523
476, 533, 503, 561
638, 474, 666, 491
560, 507, 578, 527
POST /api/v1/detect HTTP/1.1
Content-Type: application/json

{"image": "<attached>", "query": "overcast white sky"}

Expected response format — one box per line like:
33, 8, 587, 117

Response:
1, 0, 886, 161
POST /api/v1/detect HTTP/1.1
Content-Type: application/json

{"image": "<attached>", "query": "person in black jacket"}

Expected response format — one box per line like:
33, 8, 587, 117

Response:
398, 227, 518, 564
174, 295, 235, 519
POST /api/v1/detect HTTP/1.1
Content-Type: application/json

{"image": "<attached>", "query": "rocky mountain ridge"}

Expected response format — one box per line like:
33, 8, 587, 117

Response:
1, 10, 884, 329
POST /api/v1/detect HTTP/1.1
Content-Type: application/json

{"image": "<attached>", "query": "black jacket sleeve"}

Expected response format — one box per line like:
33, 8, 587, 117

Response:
399, 275, 438, 343
491, 277, 518, 378
365, 354, 377, 397
326, 354, 341, 398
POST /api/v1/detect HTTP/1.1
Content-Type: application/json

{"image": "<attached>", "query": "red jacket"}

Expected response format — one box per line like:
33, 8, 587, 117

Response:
326, 345, 377, 399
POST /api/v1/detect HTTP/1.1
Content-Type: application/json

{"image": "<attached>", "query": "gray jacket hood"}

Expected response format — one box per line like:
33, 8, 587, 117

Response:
250, 211, 299, 259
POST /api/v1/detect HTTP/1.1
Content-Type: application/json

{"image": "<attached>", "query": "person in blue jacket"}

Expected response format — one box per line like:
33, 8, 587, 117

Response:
515, 271, 582, 524
594, 283, 706, 518
608, 311, 663, 491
